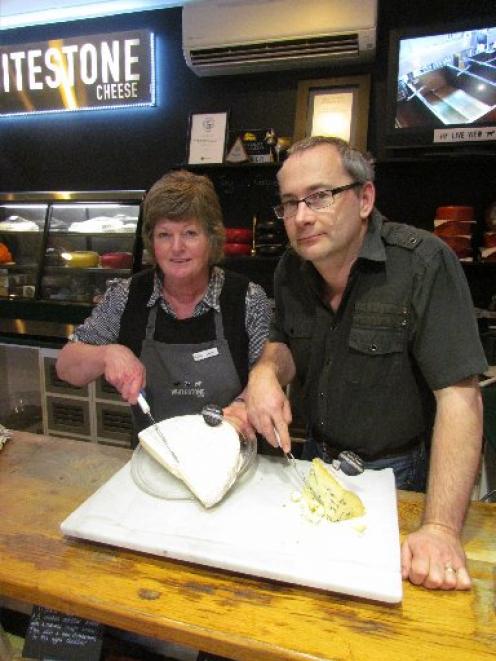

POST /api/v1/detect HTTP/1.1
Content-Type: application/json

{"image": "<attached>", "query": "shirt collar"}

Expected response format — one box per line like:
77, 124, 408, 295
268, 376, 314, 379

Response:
146, 265, 224, 314
357, 209, 386, 263
299, 208, 386, 294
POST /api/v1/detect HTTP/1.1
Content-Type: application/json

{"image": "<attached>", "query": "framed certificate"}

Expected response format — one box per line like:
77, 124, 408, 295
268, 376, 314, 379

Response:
187, 111, 229, 164
293, 75, 371, 151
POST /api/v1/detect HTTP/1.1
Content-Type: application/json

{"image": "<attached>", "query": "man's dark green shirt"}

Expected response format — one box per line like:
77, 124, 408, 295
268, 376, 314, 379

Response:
270, 210, 488, 458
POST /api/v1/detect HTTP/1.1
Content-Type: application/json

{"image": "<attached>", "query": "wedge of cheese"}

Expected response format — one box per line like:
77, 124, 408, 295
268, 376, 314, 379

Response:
303, 458, 365, 522
138, 414, 241, 508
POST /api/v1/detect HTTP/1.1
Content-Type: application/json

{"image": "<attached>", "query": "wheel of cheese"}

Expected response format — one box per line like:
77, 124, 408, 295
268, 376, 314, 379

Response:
100, 252, 133, 268
224, 243, 252, 256
434, 221, 474, 237
0, 242, 13, 263
61, 251, 99, 267
255, 244, 285, 256
225, 228, 253, 244
138, 414, 242, 508
483, 232, 496, 248
435, 206, 474, 222
439, 235, 472, 258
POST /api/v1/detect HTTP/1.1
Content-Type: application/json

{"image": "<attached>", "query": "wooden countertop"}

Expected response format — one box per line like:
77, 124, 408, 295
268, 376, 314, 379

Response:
1, 432, 495, 661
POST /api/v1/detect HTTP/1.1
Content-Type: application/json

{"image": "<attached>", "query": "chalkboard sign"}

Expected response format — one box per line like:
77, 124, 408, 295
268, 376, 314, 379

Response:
22, 605, 103, 660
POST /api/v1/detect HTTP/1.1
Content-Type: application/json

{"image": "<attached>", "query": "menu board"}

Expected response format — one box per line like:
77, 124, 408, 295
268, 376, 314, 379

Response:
22, 606, 103, 661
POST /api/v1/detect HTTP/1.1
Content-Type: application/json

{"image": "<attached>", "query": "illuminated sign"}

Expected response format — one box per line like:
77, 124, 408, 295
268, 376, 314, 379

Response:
0, 29, 155, 116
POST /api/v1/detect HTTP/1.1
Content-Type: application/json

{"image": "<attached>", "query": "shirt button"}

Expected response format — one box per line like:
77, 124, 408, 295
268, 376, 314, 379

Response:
369, 343, 378, 352
408, 236, 417, 246
319, 392, 325, 398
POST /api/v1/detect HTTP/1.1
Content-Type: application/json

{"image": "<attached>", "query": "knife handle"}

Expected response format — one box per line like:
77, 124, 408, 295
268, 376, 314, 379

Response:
137, 390, 150, 416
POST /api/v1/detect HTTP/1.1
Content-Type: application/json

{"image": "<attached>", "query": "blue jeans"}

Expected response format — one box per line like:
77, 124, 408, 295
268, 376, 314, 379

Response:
302, 438, 428, 492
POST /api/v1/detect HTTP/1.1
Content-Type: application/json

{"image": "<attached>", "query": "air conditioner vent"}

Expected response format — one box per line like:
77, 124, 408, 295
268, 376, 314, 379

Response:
190, 34, 359, 68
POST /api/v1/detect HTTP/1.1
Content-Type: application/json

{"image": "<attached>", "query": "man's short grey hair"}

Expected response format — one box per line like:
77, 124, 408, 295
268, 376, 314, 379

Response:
286, 136, 375, 183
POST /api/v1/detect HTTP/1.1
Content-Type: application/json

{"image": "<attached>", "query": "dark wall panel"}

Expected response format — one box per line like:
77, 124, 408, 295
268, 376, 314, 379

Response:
1, 1, 495, 192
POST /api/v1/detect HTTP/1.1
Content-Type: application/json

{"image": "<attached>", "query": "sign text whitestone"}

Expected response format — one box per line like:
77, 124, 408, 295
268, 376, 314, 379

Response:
0, 29, 154, 116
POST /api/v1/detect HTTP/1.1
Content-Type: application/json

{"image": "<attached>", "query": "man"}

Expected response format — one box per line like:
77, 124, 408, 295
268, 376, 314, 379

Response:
246, 136, 487, 590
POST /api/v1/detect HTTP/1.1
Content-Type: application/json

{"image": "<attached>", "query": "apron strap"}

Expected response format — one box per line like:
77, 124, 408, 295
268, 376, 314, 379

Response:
145, 304, 158, 340
213, 306, 226, 340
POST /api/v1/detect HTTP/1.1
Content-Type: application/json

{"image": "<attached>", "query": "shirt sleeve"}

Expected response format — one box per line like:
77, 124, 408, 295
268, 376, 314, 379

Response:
411, 241, 488, 390
268, 255, 290, 344
71, 278, 131, 345
245, 282, 272, 366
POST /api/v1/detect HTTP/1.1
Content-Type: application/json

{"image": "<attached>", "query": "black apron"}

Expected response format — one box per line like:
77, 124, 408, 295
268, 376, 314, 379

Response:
134, 303, 242, 430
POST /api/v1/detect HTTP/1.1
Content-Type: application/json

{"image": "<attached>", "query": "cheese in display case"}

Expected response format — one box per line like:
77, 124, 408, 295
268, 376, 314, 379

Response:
0, 192, 144, 304
40, 193, 142, 304
0, 202, 48, 298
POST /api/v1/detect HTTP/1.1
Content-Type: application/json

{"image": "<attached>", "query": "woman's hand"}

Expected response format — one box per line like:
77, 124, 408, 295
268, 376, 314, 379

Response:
103, 344, 146, 404
223, 399, 257, 442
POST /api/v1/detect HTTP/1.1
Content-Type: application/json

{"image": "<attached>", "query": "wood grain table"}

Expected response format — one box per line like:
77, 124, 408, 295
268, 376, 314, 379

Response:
1, 432, 495, 661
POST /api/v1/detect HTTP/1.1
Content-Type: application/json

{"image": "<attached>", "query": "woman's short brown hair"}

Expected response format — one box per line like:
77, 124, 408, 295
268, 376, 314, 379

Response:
142, 169, 225, 265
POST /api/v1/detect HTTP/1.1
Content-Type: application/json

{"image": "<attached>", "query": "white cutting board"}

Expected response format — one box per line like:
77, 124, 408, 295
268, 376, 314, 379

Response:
60, 456, 403, 603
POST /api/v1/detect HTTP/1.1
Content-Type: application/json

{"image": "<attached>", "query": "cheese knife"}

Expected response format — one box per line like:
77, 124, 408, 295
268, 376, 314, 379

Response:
273, 428, 311, 492
137, 389, 180, 463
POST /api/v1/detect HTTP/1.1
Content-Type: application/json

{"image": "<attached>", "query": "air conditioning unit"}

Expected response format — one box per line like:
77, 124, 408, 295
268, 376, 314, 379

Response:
182, 0, 377, 77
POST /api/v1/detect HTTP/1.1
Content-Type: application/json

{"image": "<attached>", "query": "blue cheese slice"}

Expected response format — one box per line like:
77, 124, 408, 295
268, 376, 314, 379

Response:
302, 458, 365, 522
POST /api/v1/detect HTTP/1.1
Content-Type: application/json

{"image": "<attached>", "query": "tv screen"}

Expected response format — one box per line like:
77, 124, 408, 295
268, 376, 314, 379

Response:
384, 20, 496, 155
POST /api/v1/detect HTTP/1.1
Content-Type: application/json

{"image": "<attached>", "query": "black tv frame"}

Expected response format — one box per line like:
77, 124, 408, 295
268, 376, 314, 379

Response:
383, 18, 496, 158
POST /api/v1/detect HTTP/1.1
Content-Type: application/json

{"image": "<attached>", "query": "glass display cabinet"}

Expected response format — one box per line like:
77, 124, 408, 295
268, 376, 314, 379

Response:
0, 192, 144, 304
40, 199, 140, 304
0, 201, 48, 299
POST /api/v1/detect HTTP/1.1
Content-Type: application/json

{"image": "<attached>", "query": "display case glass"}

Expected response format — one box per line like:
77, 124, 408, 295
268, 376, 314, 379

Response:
40, 201, 140, 304
0, 203, 48, 299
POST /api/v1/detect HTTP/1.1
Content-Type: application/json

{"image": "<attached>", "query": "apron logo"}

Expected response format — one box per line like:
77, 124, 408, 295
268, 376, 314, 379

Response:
193, 347, 219, 361
171, 380, 205, 398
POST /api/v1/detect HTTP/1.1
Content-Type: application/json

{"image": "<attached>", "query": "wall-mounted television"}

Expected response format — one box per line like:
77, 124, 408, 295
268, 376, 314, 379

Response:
383, 19, 496, 157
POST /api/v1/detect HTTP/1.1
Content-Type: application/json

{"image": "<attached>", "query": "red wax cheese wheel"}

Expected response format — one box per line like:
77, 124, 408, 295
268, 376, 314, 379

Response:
225, 228, 253, 244
435, 206, 474, 222
100, 252, 133, 268
483, 232, 496, 248
439, 235, 472, 258
224, 243, 252, 256
434, 220, 475, 236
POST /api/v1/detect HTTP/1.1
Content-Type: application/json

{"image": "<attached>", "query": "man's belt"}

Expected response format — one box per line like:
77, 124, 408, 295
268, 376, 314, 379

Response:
316, 434, 424, 463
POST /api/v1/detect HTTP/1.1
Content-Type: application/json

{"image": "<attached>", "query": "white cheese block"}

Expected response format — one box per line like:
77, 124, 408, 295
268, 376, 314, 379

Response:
138, 414, 242, 508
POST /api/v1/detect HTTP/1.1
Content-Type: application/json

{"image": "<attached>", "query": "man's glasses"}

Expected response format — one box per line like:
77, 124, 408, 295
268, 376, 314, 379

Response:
273, 182, 361, 220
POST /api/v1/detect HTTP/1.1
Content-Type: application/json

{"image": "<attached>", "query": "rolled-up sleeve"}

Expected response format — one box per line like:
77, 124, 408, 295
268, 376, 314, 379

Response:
245, 282, 272, 365
411, 241, 488, 390
71, 278, 130, 345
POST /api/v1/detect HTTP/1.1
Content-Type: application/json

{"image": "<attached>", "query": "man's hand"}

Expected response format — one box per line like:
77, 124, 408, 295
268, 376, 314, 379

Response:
103, 344, 146, 404
246, 364, 292, 451
401, 523, 471, 590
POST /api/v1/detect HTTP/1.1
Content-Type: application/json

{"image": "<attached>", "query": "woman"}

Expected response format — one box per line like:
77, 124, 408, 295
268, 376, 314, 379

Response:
56, 169, 271, 442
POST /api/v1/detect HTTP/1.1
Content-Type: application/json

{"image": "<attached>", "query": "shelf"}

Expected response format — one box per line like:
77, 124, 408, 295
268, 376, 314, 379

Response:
43, 266, 131, 275
183, 162, 280, 170
0, 230, 43, 235
0, 263, 38, 271
48, 230, 136, 237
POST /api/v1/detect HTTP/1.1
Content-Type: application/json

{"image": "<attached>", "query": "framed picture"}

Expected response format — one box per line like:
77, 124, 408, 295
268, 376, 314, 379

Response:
293, 75, 371, 151
187, 111, 229, 164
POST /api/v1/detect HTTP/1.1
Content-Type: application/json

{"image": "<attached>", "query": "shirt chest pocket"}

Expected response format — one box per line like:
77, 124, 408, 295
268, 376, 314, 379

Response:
345, 325, 406, 386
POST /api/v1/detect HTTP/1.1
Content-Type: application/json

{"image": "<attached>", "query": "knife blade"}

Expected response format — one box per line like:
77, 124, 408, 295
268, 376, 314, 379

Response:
137, 390, 180, 464
273, 428, 314, 491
